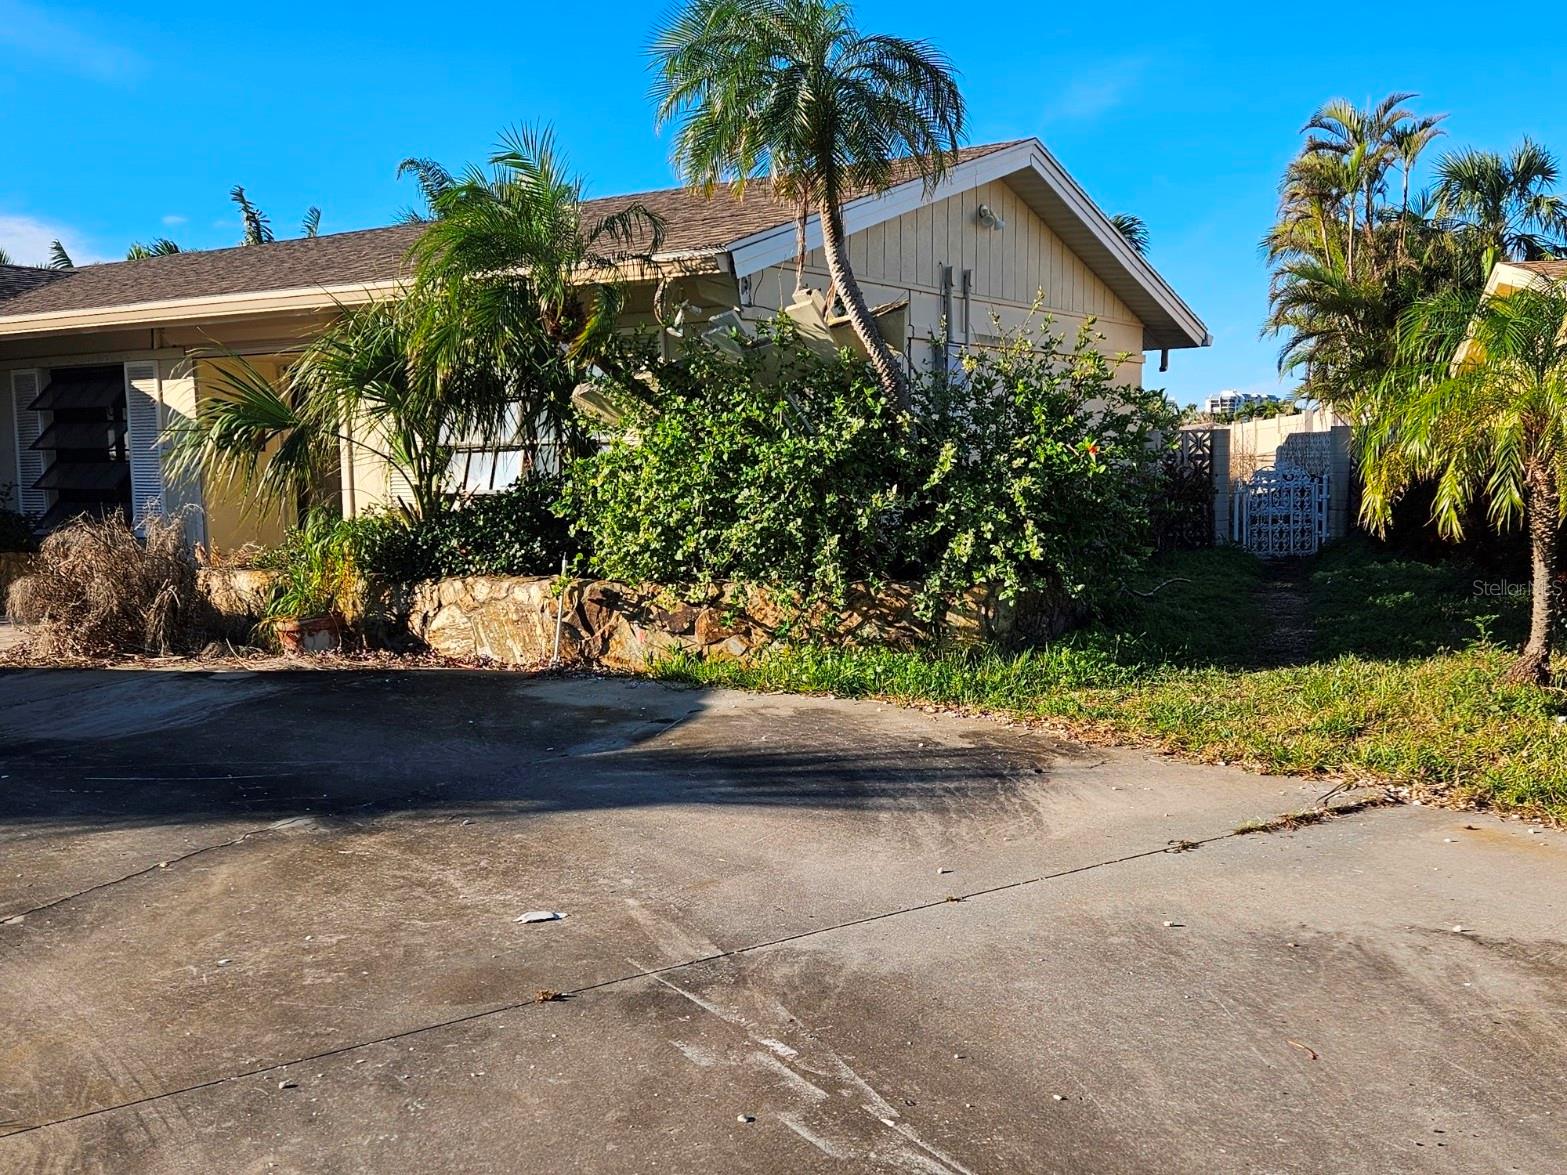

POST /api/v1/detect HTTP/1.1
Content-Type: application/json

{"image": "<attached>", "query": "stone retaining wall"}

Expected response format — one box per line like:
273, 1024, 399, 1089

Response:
402, 576, 1069, 670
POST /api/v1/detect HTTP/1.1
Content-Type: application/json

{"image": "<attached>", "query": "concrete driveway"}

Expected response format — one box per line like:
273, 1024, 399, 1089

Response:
1, 667, 1563, 1173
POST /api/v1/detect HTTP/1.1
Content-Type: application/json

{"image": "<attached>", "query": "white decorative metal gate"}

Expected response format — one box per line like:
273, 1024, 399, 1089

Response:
1231, 462, 1330, 557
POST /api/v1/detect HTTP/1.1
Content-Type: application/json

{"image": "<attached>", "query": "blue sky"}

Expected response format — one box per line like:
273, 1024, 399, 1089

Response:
1, 0, 1561, 405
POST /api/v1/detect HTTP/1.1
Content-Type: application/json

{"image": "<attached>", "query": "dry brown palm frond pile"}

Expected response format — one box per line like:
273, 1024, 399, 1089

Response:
6, 512, 198, 658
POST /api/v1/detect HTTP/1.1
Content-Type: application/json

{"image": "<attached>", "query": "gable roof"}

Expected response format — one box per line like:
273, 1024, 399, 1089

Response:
0, 140, 1206, 350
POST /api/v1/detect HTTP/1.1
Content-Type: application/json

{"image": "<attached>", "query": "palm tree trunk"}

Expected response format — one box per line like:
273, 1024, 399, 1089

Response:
794, 199, 809, 292
1398, 167, 1412, 267
817, 202, 909, 409
1507, 467, 1560, 685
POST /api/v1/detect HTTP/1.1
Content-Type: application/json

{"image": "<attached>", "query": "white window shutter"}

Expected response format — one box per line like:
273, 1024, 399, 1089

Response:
10, 370, 46, 517
124, 362, 165, 532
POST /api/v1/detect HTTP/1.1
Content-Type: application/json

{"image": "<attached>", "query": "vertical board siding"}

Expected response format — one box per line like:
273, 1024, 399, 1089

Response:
828, 179, 1137, 326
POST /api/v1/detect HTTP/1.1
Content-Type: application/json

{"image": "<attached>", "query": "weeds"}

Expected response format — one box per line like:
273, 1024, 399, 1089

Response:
6, 512, 198, 658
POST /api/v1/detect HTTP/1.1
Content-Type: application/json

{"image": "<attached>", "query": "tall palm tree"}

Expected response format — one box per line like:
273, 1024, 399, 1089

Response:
1361, 281, 1567, 684
1302, 94, 1415, 265
404, 126, 666, 455
47, 240, 74, 269
1390, 116, 1446, 262
0, 246, 11, 265
126, 238, 183, 260
1109, 213, 1149, 256
301, 207, 322, 238
1436, 139, 1567, 267
650, 0, 966, 407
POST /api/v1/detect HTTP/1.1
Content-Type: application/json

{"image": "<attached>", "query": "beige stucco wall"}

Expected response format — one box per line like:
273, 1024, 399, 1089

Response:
1209, 410, 1355, 542
0, 313, 329, 548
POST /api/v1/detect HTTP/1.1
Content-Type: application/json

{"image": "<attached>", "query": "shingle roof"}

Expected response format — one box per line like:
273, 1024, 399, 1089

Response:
0, 265, 67, 302
0, 225, 427, 319
0, 143, 1019, 322
1511, 259, 1567, 278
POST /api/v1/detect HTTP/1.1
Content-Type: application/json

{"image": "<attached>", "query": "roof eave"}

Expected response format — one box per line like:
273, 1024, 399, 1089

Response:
0, 252, 729, 339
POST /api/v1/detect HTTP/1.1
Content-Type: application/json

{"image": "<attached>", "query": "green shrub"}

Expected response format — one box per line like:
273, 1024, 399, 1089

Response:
902, 323, 1180, 612
347, 476, 573, 582
562, 329, 906, 598
0, 482, 38, 552
255, 510, 359, 621
563, 318, 1179, 617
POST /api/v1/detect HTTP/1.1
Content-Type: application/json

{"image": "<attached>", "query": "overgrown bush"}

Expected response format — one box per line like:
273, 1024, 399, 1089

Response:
563, 318, 1178, 617
903, 324, 1180, 610
7, 512, 197, 657
562, 329, 905, 600
347, 476, 573, 582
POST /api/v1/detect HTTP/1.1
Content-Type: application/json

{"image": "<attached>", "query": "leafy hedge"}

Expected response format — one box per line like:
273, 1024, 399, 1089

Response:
347, 476, 573, 582
562, 320, 1179, 616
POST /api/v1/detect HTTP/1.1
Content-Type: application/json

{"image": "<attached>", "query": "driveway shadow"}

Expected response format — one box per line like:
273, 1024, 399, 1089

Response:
0, 668, 1057, 834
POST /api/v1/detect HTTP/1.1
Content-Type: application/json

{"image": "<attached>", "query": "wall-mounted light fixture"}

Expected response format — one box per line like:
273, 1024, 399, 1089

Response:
975, 203, 1005, 231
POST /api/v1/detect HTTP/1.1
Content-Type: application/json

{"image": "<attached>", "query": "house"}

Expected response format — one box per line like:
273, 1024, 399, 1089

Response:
0, 139, 1208, 551
1483, 257, 1567, 297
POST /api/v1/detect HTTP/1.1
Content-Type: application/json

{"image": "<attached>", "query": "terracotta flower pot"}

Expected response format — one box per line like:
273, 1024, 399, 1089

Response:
274, 614, 343, 655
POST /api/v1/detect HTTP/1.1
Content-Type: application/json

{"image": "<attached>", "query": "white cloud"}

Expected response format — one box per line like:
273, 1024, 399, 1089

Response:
0, 213, 106, 267
161, 214, 188, 227
0, 0, 143, 82
1041, 57, 1150, 125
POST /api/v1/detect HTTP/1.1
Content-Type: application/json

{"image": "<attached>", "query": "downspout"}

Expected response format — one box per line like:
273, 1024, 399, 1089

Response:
961, 269, 973, 347
939, 264, 954, 371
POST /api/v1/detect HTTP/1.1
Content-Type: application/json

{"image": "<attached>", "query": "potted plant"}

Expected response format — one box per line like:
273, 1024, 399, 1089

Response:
256, 511, 357, 654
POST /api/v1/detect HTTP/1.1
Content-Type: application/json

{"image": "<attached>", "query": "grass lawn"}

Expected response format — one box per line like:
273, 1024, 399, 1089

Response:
651, 540, 1567, 821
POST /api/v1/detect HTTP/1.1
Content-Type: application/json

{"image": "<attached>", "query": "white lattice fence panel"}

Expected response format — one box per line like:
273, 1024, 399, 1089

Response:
1232, 463, 1329, 557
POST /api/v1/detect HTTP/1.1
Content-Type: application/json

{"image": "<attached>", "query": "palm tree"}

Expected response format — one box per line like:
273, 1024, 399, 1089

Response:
126, 238, 183, 260
1436, 139, 1567, 267
1361, 281, 1567, 684
301, 207, 322, 238
1390, 116, 1446, 262
47, 240, 74, 269
1302, 94, 1415, 266
403, 126, 665, 452
168, 299, 517, 521
0, 246, 11, 265
651, 0, 966, 407
230, 185, 274, 245
1109, 213, 1149, 256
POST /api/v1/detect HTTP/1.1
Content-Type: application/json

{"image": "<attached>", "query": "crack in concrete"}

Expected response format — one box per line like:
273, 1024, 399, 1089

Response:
0, 823, 286, 926
0, 804, 1404, 1144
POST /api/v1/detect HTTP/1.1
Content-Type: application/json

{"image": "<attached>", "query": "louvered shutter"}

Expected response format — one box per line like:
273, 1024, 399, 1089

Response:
123, 362, 165, 532
10, 370, 46, 516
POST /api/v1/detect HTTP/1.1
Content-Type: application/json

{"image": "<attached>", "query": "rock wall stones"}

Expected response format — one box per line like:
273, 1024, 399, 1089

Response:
403, 576, 1064, 669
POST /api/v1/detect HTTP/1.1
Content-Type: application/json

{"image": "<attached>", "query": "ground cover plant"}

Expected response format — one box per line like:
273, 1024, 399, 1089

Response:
651, 539, 1567, 821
